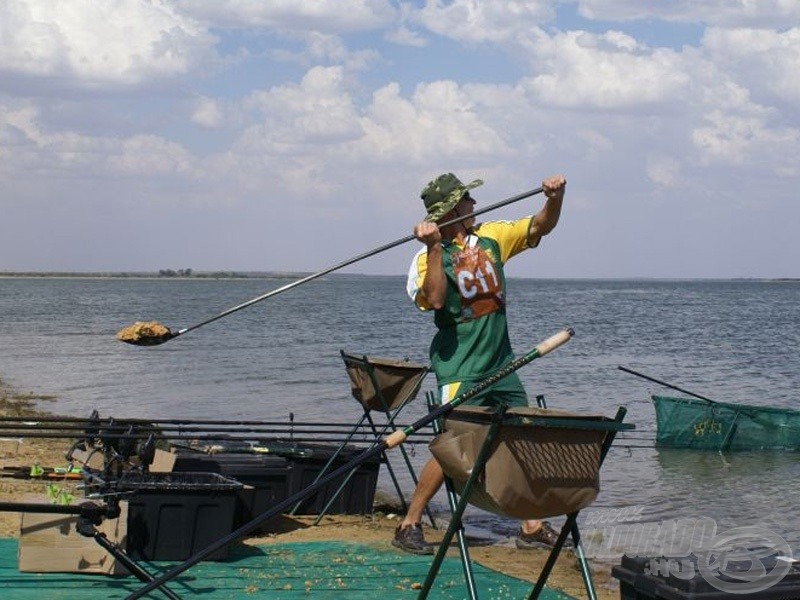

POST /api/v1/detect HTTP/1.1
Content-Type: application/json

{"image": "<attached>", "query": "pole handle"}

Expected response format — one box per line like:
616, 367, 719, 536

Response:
384, 430, 407, 449
535, 328, 574, 358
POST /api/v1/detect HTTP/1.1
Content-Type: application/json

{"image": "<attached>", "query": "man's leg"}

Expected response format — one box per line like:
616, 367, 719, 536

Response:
400, 457, 444, 527
517, 519, 569, 550
392, 457, 444, 554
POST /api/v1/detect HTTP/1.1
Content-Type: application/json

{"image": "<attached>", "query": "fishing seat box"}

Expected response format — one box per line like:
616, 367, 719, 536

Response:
612, 553, 800, 600
119, 472, 241, 562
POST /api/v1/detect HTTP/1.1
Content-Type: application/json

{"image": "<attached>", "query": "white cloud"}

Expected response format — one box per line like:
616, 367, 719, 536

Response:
521, 30, 690, 109
191, 97, 223, 128
0, 103, 40, 171
692, 109, 800, 169
271, 32, 382, 72
701, 27, 800, 104
105, 135, 195, 176
416, 0, 554, 43
354, 80, 508, 164
175, 0, 396, 32
241, 66, 363, 150
224, 71, 509, 202
646, 153, 681, 187
385, 26, 428, 48
577, 128, 614, 158
0, 102, 105, 174
0, 100, 197, 185
575, 0, 800, 28
0, 0, 216, 87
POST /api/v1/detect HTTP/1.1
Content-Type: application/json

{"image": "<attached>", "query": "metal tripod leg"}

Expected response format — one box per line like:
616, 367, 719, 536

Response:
311, 352, 432, 525
77, 517, 182, 600
528, 406, 628, 600
312, 411, 407, 525
429, 393, 479, 599
365, 409, 437, 527
418, 406, 507, 600
527, 511, 583, 600
314, 397, 435, 527
289, 412, 369, 516
571, 520, 598, 600
362, 358, 434, 527
364, 411, 409, 512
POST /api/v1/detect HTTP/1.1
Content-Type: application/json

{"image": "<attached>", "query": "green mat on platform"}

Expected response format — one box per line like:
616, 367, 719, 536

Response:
0, 538, 575, 599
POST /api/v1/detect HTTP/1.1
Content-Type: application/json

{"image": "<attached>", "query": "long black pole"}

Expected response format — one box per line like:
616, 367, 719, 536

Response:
126, 328, 573, 600
0, 416, 430, 427
617, 366, 715, 403
0, 423, 436, 435
124, 187, 543, 345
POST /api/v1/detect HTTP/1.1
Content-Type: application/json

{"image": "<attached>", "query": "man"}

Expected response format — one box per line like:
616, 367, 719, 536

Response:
394, 172, 567, 554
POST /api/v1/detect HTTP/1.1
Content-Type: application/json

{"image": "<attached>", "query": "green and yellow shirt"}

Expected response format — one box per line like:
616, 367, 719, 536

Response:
406, 217, 535, 385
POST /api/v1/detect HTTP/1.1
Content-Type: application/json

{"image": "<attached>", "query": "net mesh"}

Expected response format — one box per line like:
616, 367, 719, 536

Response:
653, 395, 800, 451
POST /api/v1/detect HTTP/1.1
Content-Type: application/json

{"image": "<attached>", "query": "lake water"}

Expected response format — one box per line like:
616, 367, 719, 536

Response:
1, 276, 798, 558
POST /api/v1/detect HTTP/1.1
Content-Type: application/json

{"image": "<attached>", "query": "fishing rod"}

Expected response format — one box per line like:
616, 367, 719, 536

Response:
617, 366, 716, 402
0, 431, 435, 445
117, 186, 544, 346
0, 423, 436, 437
618, 365, 770, 435
0, 415, 433, 428
125, 327, 573, 599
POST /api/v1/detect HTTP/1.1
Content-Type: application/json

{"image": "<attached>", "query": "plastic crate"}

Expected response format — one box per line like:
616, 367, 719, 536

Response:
288, 443, 380, 516
173, 441, 380, 517
173, 453, 293, 533
613, 553, 800, 600
121, 472, 242, 561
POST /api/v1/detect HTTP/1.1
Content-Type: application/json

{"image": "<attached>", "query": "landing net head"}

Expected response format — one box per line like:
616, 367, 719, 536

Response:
115, 321, 174, 346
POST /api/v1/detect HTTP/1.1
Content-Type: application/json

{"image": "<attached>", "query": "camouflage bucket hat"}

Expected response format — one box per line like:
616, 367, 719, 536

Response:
421, 173, 483, 222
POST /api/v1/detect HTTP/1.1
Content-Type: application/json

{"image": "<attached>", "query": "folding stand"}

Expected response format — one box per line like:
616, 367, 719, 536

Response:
418, 405, 633, 600
295, 351, 432, 524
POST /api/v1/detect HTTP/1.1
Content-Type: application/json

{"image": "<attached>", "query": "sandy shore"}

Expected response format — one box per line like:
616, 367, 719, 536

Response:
0, 380, 619, 599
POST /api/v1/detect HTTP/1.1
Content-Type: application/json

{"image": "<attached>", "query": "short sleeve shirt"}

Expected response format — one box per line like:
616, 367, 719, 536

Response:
406, 217, 534, 384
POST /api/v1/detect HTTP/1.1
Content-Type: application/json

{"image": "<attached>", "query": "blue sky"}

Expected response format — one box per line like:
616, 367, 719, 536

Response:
1, 1, 798, 278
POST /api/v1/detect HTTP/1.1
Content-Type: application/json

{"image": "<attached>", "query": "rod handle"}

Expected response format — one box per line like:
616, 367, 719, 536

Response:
536, 327, 575, 357
385, 430, 407, 448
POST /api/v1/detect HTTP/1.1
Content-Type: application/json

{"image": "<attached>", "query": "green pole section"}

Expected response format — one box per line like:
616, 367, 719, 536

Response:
384, 328, 574, 449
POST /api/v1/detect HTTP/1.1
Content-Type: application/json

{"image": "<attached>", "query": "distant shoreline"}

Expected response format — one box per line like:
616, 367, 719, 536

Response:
0, 272, 797, 282
0, 271, 312, 280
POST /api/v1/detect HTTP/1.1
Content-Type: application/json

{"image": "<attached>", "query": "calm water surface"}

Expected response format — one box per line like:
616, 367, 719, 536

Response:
1, 276, 798, 555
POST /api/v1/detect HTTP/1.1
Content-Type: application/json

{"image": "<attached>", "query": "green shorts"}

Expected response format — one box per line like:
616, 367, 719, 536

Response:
439, 372, 528, 408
